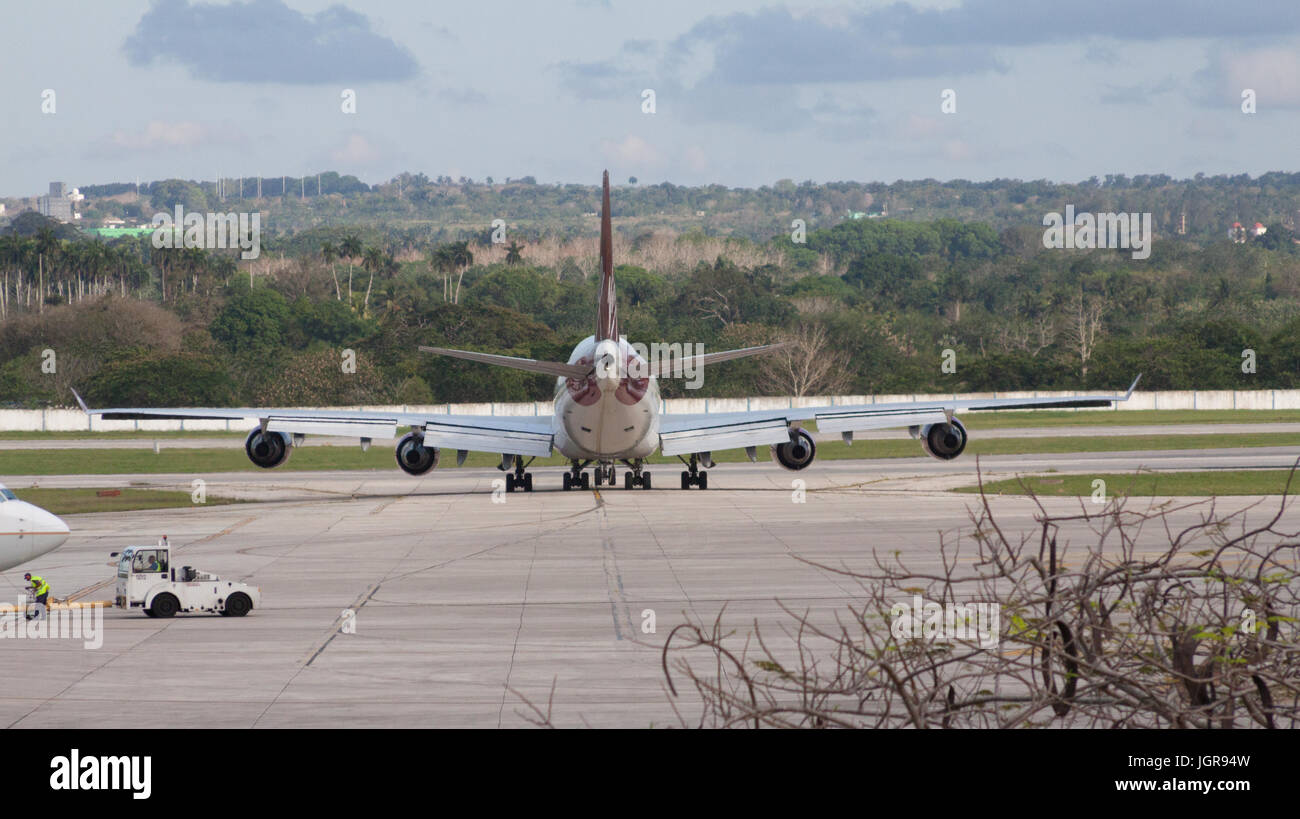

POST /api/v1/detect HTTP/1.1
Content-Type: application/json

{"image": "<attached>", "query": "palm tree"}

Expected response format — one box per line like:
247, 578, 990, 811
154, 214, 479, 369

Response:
505, 241, 524, 266
361, 246, 385, 316
449, 241, 473, 304
182, 246, 207, 295
340, 235, 362, 305
375, 253, 400, 315
321, 241, 341, 300
35, 228, 60, 312
0, 235, 15, 318
429, 245, 453, 302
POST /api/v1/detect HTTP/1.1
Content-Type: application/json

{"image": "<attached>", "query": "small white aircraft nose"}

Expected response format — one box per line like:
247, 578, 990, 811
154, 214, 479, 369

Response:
25, 503, 70, 552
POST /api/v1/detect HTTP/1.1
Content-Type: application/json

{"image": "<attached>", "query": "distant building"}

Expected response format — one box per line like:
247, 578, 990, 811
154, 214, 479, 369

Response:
1229, 222, 1247, 243
1251, 222, 1267, 237
37, 181, 76, 223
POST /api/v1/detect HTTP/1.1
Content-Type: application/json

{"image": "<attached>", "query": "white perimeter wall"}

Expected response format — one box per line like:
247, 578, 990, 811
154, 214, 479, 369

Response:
3, 390, 1299, 432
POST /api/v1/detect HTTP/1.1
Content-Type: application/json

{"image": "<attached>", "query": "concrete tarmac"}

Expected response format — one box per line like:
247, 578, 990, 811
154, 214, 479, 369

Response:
2, 449, 1298, 728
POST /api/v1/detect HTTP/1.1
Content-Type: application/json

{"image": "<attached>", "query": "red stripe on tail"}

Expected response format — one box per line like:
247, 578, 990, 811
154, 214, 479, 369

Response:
596, 170, 618, 341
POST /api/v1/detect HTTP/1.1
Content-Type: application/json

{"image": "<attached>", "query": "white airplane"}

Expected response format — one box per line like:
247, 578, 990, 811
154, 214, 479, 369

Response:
0, 483, 71, 571
73, 171, 1139, 492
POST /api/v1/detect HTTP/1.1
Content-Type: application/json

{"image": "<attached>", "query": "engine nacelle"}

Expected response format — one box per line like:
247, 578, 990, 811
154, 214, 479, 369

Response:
395, 432, 439, 476
245, 428, 292, 469
921, 418, 967, 460
770, 427, 817, 471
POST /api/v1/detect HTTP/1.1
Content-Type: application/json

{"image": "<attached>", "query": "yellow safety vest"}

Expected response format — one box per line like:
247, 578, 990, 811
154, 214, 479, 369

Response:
30, 576, 49, 596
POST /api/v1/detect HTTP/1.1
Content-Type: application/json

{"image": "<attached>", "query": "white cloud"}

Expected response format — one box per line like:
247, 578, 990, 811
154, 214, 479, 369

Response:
684, 145, 708, 173
330, 134, 383, 165
111, 120, 221, 149
1214, 46, 1300, 107
899, 114, 944, 140
601, 135, 665, 167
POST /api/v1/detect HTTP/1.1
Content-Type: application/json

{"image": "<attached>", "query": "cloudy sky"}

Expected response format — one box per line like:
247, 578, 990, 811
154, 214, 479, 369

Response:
2, 0, 1299, 196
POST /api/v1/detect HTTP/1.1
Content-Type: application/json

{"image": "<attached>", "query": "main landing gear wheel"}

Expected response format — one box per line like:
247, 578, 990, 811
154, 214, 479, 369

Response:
621, 461, 652, 489
563, 461, 592, 490
505, 473, 535, 492
680, 471, 708, 489
678, 454, 708, 489
504, 456, 535, 493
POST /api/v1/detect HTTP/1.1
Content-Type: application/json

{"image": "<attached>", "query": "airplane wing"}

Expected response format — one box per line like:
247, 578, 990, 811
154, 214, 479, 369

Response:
657, 375, 1141, 456
71, 390, 555, 458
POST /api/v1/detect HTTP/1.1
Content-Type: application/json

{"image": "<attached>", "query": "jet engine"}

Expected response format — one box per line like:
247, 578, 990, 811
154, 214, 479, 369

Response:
770, 427, 817, 471
921, 418, 967, 460
245, 428, 292, 469
395, 432, 440, 476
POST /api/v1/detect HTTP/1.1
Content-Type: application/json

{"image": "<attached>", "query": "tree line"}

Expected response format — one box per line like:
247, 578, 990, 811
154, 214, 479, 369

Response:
2, 207, 1300, 408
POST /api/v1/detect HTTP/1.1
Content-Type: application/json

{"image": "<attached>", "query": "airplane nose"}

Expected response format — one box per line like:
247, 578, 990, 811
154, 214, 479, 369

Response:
26, 504, 70, 552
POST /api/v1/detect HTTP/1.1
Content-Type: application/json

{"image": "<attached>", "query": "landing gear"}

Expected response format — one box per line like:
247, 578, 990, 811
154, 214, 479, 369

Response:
593, 463, 616, 486
504, 455, 535, 493
563, 460, 592, 491
678, 454, 708, 489
620, 459, 652, 489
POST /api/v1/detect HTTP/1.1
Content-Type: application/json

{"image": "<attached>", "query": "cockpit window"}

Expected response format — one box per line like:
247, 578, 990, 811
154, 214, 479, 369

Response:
0, 489, 15, 501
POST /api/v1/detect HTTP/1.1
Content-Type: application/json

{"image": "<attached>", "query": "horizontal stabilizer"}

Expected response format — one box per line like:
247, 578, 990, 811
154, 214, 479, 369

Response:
419, 346, 592, 380
648, 343, 788, 378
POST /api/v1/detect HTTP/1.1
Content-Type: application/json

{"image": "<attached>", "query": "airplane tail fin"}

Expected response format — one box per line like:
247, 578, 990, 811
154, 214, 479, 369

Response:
596, 170, 618, 341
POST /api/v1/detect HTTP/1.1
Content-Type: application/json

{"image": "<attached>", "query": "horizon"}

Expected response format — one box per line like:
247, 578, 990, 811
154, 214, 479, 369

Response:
8, 166, 1300, 203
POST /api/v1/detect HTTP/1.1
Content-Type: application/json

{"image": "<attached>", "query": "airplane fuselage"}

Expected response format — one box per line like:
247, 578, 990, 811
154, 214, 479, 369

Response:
552, 335, 660, 461
0, 485, 71, 572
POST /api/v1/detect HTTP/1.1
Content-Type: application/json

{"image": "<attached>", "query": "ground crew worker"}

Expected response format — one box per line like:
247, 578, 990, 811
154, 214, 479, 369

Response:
23, 572, 49, 621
